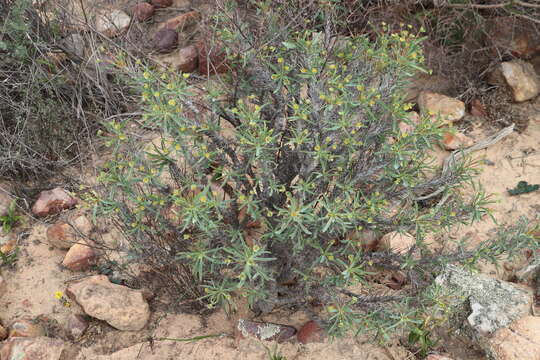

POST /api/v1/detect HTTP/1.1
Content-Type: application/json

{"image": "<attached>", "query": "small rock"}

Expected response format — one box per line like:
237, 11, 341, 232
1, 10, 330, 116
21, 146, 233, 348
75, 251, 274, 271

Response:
0, 323, 7, 340
435, 264, 532, 337
151, 0, 172, 8
499, 60, 540, 102
157, 45, 198, 72
487, 316, 540, 360
297, 320, 325, 344
470, 98, 488, 117
237, 319, 296, 343
62, 241, 97, 271
154, 28, 178, 53
95, 9, 131, 38
73, 215, 93, 236
379, 231, 416, 254
0, 234, 16, 254
31, 187, 77, 217
161, 10, 200, 30
66, 314, 88, 340
347, 229, 380, 251
418, 91, 466, 123
0, 336, 79, 360
66, 275, 150, 331
46, 215, 93, 250
133, 3, 154, 22
8, 318, 45, 338
197, 39, 228, 75
441, 131, 474, 150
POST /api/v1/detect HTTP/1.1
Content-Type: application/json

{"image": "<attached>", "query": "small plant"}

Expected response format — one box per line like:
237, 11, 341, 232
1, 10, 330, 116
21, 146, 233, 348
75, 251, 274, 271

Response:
0, 201, 22, 233
95, 0, 539, 342
508, 181, 539, 196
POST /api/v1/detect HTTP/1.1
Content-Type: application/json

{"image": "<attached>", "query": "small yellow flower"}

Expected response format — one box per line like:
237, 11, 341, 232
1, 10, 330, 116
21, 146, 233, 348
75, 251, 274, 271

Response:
199, 195, 207, 203
311, 68, 318, 73
168, 99, 176, 106
54, 291, 63, 300
153, 91, 160, 98
183, 73, 190, 79
277, 57, 284, 63
300, 68, 308, 73
143, 71, 150, 79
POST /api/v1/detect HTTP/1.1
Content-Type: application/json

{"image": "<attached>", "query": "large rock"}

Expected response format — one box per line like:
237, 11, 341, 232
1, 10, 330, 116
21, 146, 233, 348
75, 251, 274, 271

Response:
435, 265, 532, 337
0, 336, 78, 360
418, 91, 465, 123
154, 28, 178, 53
487, 316, 540, 360
32, 188, 77, 217
236, 319, 296, 343
66, 275, 150, 331
499, 60, 540, 102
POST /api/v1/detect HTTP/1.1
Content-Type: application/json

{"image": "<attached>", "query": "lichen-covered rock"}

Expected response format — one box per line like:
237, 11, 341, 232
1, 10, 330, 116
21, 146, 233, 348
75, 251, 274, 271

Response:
435, 265, 532, 337
237, 319, 296, 343
418, 91, 465, 123
32, 188, 77, 217
8, 318, 45, 338
66, 275, 150, 331
0, 336, 78, 360
487, 316, 540, 360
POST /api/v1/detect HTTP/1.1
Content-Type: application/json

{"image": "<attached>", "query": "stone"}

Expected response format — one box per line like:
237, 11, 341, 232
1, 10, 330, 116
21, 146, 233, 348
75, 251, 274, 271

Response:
499, 60, 540, 102
487, 316, 540, 360
133, 3, 154, 22
0, 324, 7, 340
0, 234, 16, 254
0, 336, 78, 360
435, 264, 532, 337
8, 318, 45, 338
66, 314, 88, 339
197, 39, 228, 75
297, 320, 325, 344
161, 10, 200, 30
398, 111, 421, 135
379, 231, 416, 255
95, 9, 131, 38
151, 0, 172, 8
46, 215, 93, 250
418, 91, 465, 123
237, 319, 296, 343
441, 131, 474, 150
346, 229, 380, 251
426, 355, 454, 360
62, 241, 97, 271
31, 187, 77, 217
154, 28, 178, 53
157, 45, 198, 72
66, 275, 150, 331
470, 98, 488, 117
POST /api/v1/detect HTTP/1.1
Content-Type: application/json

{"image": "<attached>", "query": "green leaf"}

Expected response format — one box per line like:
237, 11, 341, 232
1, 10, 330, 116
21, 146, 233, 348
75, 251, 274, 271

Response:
508, 181, 539, 196
281, 41, 297, 49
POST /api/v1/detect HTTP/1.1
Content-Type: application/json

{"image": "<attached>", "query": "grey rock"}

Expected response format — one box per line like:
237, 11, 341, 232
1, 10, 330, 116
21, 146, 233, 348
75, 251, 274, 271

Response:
435, 264, 532, 337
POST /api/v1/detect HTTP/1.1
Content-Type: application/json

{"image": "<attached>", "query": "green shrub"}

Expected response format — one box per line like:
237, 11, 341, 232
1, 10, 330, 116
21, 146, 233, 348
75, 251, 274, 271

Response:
94, 0, 537, 340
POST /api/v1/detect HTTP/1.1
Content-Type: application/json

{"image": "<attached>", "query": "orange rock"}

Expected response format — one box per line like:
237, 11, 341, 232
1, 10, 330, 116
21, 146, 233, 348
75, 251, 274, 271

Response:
31, 188, 77, 217
441, 131, 474, 151
62, 241, 97, 271
197, 39, 229, 75
297, 320, 326, 344
133, 2, 154, 22
162, 10, 200, 30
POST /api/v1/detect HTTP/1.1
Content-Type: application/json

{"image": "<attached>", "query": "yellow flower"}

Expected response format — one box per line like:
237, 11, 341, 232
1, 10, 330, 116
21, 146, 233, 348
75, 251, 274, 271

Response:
277, 57, 284, 63
300, 68, 308, 73
153, 92, 160, 98
183, 73, 190, 79
168, 99, 176, 106
311, 68, 318, 73
143, 72, 150, 79
199, 195, 207, 203
54, 291, 63, 300
284, 65, 290, 71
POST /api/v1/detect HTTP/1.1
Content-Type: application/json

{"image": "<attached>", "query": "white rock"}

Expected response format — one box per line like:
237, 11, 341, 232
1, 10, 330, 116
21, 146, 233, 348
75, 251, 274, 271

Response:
418, 91, 465, 123
95, 9, 131, 37
500, 60, 540, 102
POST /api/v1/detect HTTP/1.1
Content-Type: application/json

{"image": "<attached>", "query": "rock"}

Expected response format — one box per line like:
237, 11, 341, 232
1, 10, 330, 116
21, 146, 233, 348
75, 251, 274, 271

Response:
470, 98, 488, 117
379, 231, 416, 254
62, 241, 97, 271
441, 131, 474, 150
151, 0, 172, 8
154, 28, 178, 53
157, 45, 198, 72
403, 74, 454, 103
426, 355, 454, 360
237, 319, 296, 343
47, 215, 93, 249
0, 324, 7, 340
0, 336, 78, 360
418, 91, 465, 123
398, 111, 421, 135
499, 60, 540, 102
161, 10, 200, 30
0, 234, 16, 254
66, 275, 150, 331
435, 264, 532, 337
297, 320, 325, 344
486, 17, 540, 58
31, 187, 77, 217
346, 229, 380, 251
197, 39, 228, 75
66, 314, 88, 340
133, 3, 154, 22
8, 318, 45, 338
95, 9, 131, 38
487, 316, 540, 360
